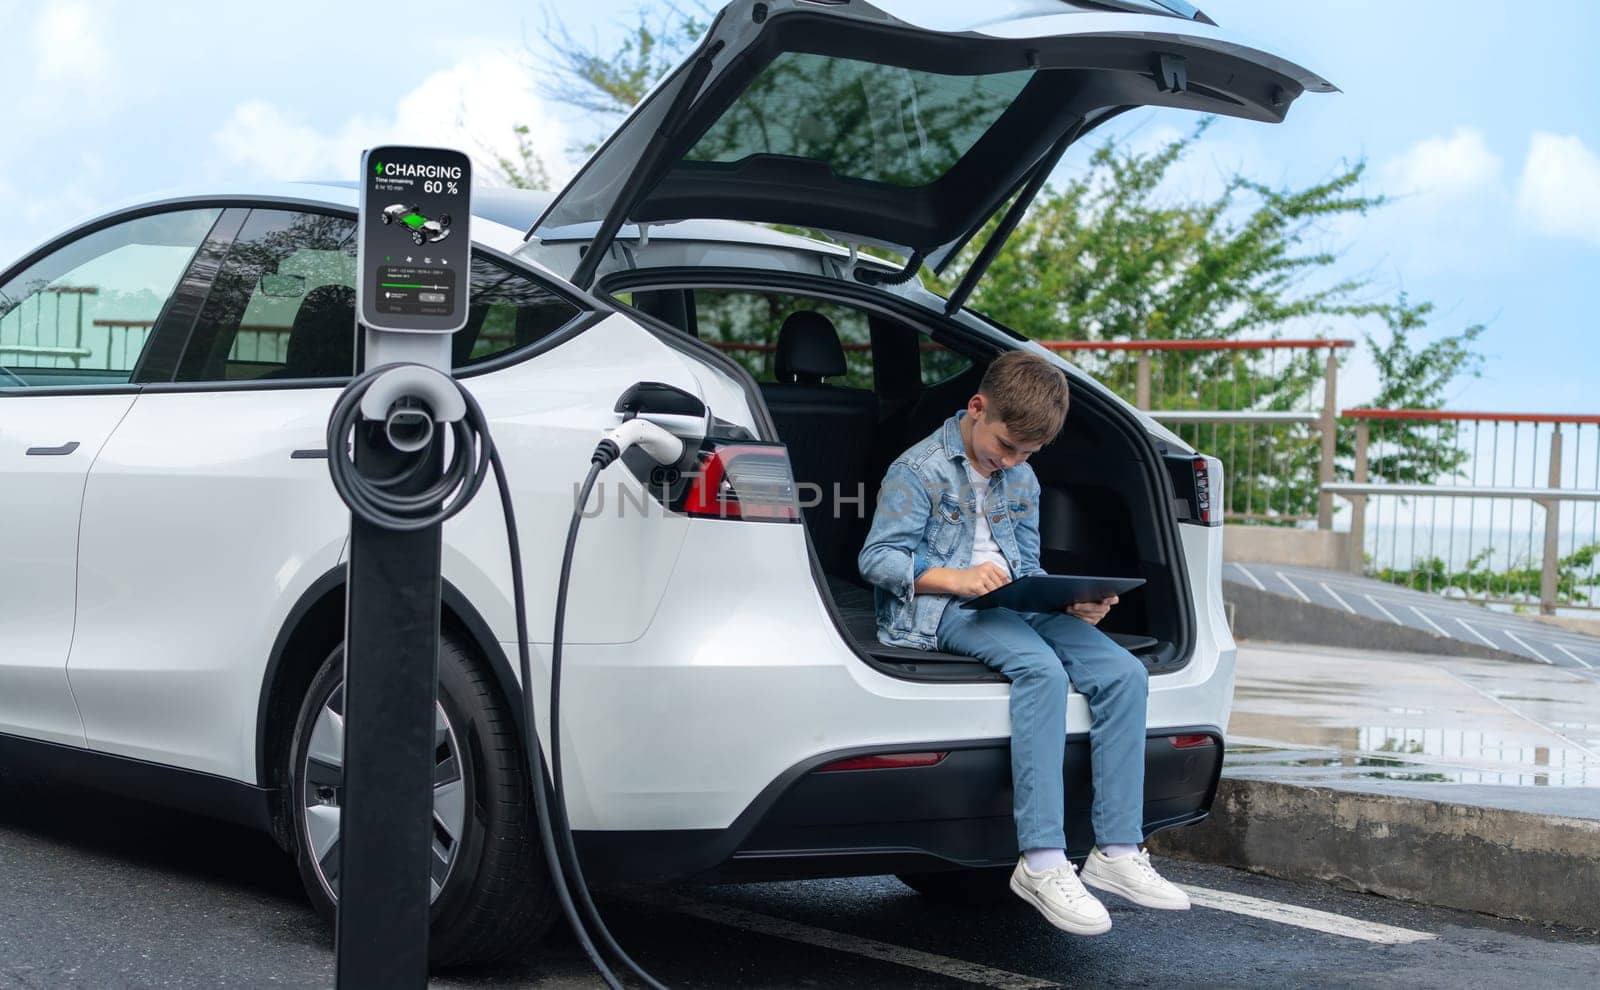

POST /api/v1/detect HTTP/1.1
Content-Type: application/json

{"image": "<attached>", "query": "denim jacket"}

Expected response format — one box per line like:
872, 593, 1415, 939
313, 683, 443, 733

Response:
858, 410, 1046, 650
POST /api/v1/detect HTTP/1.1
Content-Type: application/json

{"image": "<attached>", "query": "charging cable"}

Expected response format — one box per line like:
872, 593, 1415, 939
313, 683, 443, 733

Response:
329, 363, 675, 989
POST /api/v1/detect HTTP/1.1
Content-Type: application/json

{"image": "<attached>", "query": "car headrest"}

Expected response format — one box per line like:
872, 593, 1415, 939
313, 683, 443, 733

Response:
282, 284, 357, 379
774, 310, 848, 384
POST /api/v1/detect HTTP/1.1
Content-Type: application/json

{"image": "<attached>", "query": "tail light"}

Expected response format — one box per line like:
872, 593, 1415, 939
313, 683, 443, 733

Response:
677, 441, 800, 522
1191, 455, 1222, 526
815, 752, 949, 773
1170, 734, 1215, 749
1165, 452, 1223, 527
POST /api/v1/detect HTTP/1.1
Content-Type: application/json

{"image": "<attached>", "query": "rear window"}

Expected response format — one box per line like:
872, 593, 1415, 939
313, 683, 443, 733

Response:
686, 53, 1032, 188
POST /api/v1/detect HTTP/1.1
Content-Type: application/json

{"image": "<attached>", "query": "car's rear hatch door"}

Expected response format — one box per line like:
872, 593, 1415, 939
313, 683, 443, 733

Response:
534, 0, 1335, 287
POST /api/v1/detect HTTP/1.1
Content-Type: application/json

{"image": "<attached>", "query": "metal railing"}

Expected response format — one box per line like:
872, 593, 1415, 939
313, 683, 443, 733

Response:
1043, 339, 1351, 526
1332, 410, 1600, 614
0, 285, 101, 367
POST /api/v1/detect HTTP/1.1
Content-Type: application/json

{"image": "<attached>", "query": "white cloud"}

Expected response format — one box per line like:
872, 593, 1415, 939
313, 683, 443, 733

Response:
1514, 132, 1600, 246
33, 3, 111, 86
1380, 127, 1501, 200
1351, 129, 1511, 277
211, 50, 572, 188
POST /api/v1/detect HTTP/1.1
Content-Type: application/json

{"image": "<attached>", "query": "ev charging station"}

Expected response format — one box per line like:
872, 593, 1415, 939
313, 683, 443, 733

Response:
334, 144, 473, 988
327, 144, 685, 989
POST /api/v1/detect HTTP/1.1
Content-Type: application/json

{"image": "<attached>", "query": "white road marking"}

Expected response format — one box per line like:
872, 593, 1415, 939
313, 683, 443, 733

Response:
1363, 594, 1403, 625
1551, 641, 1595, 669
1233, 562, 1267, 591
1454, 617, 1500, 650
1275, 571, 1311, 604
1502, 629, 1554, 665
1408, 605, 1453, 639
1181, 886, 1436, 945
1319, 582, 1357, 615
676, 902, 1059, 989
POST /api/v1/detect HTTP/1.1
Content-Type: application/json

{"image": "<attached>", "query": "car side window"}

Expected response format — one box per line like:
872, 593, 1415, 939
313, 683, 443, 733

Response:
177, 209, 359, 383
920, 341, 972, 386
0, 209, 221, 388
172, 208, 580, 383
454, 256, 583, 370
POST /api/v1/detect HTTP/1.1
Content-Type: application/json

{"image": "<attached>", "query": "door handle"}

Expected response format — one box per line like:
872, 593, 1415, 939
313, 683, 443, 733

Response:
26, 442, 80, 456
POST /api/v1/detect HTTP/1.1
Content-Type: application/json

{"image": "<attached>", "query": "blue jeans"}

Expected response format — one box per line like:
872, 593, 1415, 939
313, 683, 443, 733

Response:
936, 605, 1149, 850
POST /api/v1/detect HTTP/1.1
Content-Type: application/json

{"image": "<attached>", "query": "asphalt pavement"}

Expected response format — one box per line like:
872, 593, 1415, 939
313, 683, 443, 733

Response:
1227, 562, 1600, 672
1, 778, 1596, 989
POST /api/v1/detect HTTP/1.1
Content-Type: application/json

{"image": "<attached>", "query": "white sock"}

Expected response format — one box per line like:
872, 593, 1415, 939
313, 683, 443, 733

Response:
1100, 843, 1140, 859
1023, 848, 1069, 872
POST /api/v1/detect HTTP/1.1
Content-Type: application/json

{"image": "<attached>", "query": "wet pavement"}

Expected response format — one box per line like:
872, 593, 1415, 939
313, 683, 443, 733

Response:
1226, 641, 1600, 818
1227, 562, 1600, 671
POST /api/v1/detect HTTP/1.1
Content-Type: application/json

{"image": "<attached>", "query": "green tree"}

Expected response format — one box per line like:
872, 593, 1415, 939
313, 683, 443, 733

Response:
532, 3, 709, 154
1346, 293, 1485, 486
936, 126, 1396, 519
491, 124, 552, 190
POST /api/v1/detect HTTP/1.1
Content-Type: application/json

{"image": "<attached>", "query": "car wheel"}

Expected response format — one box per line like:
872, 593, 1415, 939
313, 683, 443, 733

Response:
381, 214, 393, 225
438, 213, 451, 228
412, 231, 426, 246
896, 866, 1017, 903
287, 634, 557, 966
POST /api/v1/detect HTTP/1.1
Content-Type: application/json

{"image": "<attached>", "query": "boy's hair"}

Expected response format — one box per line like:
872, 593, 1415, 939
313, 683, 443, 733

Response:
978, 351, 1070, 443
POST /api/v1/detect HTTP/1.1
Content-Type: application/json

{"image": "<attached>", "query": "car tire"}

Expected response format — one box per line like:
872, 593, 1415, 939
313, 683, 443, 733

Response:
381, 213, 393, 225
412, 231, 426, 246
439, 213, 451, 228
896, 866, 1017, 903
287, 634, 558, 967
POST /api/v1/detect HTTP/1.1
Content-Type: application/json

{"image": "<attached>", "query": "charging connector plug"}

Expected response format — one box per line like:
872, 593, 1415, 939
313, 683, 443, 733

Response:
594, 418, 684, 469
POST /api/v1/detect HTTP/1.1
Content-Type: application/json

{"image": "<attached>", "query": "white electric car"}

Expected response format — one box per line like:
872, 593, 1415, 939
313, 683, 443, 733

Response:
0, 0, 1331, 965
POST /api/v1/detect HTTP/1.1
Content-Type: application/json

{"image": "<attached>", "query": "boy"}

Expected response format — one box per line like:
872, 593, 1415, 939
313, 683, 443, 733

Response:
858, 351, 1189, 935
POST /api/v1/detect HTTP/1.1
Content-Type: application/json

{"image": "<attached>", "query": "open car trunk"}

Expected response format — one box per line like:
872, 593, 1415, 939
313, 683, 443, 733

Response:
566, 0, 1328, 683
613, 275, 1193, 683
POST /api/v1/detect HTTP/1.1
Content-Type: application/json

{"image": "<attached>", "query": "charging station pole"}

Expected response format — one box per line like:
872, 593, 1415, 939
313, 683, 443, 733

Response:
336, 145, 472, 988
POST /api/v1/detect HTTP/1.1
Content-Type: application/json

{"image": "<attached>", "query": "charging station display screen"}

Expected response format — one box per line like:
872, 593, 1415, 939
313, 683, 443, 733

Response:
358, 145, 472, 333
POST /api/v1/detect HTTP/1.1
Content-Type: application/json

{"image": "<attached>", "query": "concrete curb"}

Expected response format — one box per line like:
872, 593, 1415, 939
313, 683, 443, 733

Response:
1223, 580, 1528, 664
1147, 776, 1600, 931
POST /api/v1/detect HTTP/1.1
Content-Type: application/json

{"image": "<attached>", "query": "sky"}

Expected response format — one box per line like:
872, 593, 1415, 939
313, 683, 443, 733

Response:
2, 0, 1596, 414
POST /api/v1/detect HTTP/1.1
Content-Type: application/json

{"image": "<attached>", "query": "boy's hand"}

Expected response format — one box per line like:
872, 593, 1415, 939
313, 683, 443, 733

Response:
1066, 595, 1117, 625
912, 563, 1011, 597
954, 563, 1012, 599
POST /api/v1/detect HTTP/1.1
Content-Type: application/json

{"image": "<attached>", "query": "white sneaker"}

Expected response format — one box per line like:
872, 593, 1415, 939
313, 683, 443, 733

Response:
1080, 848, 1191, 910
1009, 857, 1112, 935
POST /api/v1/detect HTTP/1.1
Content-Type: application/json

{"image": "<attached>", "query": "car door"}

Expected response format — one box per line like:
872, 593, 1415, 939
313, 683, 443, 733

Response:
530, 0, 1334, 291
68, 206, 361, 777
67, 204, 591, 781
0, 207, 222, 747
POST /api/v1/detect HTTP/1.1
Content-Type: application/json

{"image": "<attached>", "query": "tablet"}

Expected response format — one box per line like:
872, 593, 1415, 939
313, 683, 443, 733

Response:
958, 574, 1146, 612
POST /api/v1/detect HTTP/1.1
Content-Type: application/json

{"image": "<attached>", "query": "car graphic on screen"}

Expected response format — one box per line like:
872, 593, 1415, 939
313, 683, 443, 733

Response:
381, 203, 451, 245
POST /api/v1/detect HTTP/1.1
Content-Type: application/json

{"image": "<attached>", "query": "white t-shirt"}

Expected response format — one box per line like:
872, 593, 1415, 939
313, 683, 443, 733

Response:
965, 461, 1011, 578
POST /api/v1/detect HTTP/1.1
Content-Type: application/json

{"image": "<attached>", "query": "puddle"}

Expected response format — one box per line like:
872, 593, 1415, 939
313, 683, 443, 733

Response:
1224, 726, 1600, 788
1352, 770, 1458, 783
1234, 687, 1364, 700
1491, 695, 1562, 703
